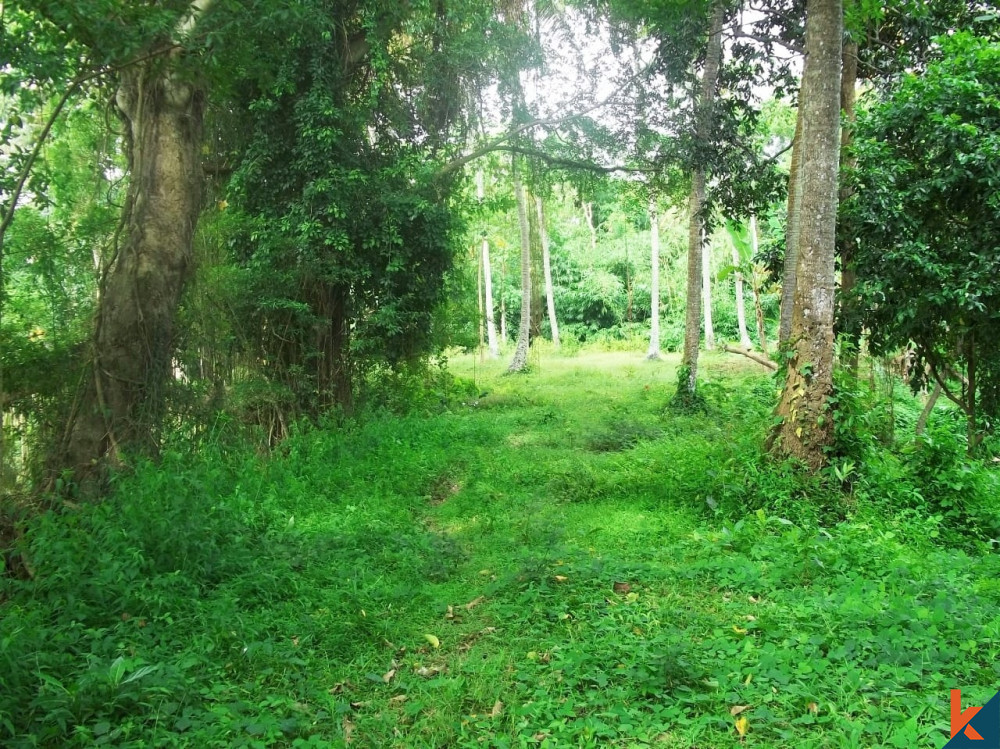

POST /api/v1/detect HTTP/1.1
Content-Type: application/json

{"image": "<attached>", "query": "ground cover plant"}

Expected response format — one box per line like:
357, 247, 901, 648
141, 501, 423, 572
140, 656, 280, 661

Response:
2, 351, 999, 748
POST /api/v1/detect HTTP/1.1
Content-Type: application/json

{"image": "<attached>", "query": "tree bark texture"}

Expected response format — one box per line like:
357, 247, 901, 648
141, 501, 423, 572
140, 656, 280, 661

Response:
680, 2, 724, 395
61, 59, 205, 485
507, 171, 532, 373
779, 111, 805, 346
536, 196, 560, 349
647, 197, 661, 359
770, 0, 843, 469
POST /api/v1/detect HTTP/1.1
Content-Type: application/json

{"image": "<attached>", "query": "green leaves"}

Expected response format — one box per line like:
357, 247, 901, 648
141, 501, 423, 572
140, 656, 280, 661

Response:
845, 33, 1000, 435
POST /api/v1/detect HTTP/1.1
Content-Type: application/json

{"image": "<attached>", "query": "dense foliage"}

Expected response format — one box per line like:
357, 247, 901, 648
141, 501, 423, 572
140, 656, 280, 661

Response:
846, 33, 1000, 446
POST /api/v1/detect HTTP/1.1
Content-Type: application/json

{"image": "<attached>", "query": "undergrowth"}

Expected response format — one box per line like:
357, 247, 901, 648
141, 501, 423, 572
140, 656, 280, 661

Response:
2, 350, 998, 747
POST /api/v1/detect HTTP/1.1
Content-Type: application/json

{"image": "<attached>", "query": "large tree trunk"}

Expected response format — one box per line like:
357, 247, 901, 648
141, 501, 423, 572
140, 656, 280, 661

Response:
769, 0, 843, 469
778, 111, 804, 346
507, 170, 532, 373
61, 58, 205, 487
647, 196, 661, 359
536, 196, 560, 349
680, 2, 724, 396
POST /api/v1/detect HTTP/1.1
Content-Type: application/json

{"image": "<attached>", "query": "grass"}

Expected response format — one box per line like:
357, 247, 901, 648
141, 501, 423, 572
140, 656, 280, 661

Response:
2, 350, 999, 747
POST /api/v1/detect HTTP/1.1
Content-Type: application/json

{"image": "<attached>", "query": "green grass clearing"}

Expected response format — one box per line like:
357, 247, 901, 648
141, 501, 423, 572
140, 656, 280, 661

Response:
2, 350, 999, 748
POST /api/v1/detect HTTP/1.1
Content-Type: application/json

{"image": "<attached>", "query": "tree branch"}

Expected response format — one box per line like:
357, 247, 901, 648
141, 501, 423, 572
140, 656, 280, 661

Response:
722, 344, 777, 370
439, 57, 658, 177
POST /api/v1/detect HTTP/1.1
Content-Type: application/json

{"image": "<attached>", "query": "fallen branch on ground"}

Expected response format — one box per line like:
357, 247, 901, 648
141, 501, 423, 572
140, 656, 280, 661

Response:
722, 344, 778, 371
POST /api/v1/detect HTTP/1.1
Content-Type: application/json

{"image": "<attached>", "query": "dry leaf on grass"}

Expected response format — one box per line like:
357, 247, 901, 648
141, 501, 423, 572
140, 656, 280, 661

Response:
343, 716, 355, 744
464, 596, 486, 610
730, 705, 750, 716
735, 716, 749, 737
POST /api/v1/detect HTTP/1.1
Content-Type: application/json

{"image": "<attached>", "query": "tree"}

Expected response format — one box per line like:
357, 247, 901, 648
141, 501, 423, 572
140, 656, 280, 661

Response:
49, 0, 217, 486
845, 32, 1000, 450
507, 167, 533, 373
478, 172, 501, 359
769, 0, 842, 469
778, 111, 803, 346
730, 230, 754, 350
536, 196, 560, 349
679, 1, 725, 398
647, 195, 661, 359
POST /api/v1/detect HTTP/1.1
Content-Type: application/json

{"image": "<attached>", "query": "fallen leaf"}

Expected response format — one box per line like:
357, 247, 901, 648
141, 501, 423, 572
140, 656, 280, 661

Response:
329, 682, 349, 694
464, 596, 486, 611
343, 716, 355, 744
730, 705, 750, 716
748, 596, 759, 604
732, 625, 748, 634
807, 702, 819, 715
415, 665, 444, 678
735, 716, 749, 737
745, 615, 757, 622
389, 695, 407, 704
490, 700, 503, 718
424, 634, 440, 649
554, 575, 568, 583
382, 669, 396, 683
445, 605, 455, 620
613, 581, 631, 594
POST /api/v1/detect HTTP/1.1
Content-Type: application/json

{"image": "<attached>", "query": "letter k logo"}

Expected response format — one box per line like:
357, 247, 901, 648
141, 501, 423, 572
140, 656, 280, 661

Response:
954, 690, 985, 740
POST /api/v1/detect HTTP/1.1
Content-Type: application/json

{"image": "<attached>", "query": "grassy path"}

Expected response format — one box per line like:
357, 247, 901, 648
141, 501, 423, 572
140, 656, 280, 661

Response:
3, 352, 999, 747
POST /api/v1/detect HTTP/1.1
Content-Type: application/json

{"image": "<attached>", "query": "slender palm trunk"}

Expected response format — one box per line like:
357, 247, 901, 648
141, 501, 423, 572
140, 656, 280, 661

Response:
583, 201, 597, 251
507, 170, 532, 373
702, 229, 715, 350
483, 239, 499, 358
749, 216, 769, 357
647, 196, 661, 359
536, 196, 560, 349
680, 2, 724, 395
477, 171, 499, 358
732, 236, 753, 349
